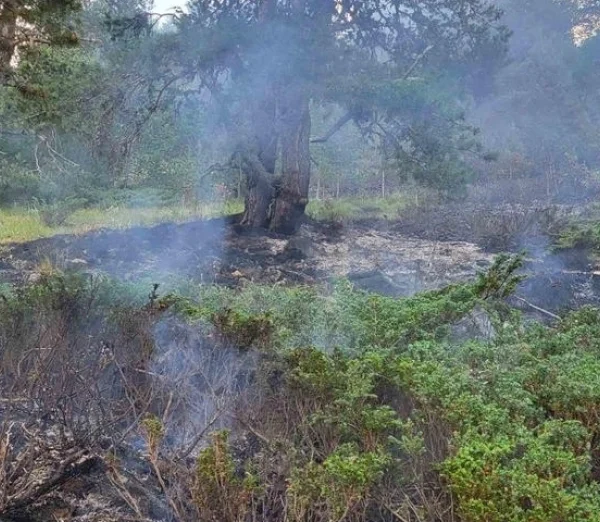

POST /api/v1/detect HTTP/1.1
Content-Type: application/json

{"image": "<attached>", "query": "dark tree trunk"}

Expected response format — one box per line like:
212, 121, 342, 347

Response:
240, 152, 275, 228
239, 0, 312, 235
240, 74, 278, 228
270, 90, 311, 234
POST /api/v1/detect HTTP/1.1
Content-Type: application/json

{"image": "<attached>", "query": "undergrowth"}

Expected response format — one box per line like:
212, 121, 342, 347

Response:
305, 191, 433, 223
2, 255, 600, 521
0, 192, 429, 244
555, 204, 600, 256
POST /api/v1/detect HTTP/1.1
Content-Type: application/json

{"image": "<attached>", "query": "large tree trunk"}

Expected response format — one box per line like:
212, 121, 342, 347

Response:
239, 0, 312, 235
270, 90, 311, 234
239, 0, 279, 228
240, 151, 275, 228
0, 1, 17, 84
239, 94, 278, 227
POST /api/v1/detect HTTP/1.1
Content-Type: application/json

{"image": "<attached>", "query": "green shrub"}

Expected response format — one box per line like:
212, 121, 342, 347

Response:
194, 431, 258, 522
3, 259, 600, 521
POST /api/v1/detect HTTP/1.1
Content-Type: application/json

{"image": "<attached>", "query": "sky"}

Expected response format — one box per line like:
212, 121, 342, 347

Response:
152, 0, 186, 12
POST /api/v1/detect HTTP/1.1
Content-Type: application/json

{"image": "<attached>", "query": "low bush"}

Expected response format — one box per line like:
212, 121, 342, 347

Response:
2, 257, 600, 521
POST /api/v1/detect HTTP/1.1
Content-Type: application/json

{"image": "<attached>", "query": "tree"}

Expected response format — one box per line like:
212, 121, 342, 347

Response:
0, 0, 193, 200
469, 0, 600, 192
176, 0, 508, 233
0, 0, 81, 86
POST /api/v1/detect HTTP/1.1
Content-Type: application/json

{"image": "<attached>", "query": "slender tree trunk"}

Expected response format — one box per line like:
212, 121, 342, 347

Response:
0, 1, 17, 84
270, 90, 311, 234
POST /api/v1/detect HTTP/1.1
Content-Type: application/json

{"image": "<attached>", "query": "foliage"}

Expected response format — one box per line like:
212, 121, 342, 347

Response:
194, 431, 258, 522
471, 0, 600, 187
306, 193, 417, 223
3, 258, 600, 519
211, 307, 274, 349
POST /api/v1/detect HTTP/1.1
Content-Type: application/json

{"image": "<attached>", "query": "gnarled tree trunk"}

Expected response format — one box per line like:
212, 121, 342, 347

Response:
270, 89, 311, 234
239, 92, 311, 234
240, 150, 275, 228
239, 0, 280, 229
240, 89, 278, 228
238, 0, 312, 235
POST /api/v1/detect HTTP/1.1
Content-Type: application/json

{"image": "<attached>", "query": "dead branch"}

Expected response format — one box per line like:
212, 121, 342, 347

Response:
311, 111, 354, 144
513, 296, 561, 320
2, 451, 102, 516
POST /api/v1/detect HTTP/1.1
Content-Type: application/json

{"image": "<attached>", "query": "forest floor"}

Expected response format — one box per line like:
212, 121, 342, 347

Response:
0, 194, 415, 244
3, 197, 600, 522
1, 199, 599, 315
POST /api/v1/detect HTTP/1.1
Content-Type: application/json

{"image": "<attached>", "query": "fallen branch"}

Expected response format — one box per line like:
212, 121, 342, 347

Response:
513, 296, 560, 320
2, 451, 102, 516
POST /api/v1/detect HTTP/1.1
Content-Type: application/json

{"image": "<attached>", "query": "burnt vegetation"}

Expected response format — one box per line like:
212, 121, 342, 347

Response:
3, 0, 600, 521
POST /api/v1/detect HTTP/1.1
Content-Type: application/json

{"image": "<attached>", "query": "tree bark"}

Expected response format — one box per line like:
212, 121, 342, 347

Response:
240, 151, 275, 228
239, 91, 278, 227
239, 0, 312, 235
270, 90, 311, 234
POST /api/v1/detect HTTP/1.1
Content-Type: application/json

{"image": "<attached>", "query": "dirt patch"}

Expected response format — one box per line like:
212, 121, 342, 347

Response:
1, 209, 598, 313
0, 217, 492, 294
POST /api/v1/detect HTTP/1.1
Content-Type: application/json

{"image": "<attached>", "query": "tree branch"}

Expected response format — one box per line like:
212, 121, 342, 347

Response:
310, 46, 433, 145
402, 45, 434, 80
310, 111, 353, 143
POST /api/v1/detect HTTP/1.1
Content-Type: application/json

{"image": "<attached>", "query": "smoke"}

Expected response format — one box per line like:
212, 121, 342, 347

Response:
148, 314, 257, 449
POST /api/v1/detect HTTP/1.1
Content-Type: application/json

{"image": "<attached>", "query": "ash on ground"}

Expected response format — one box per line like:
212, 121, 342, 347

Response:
1, 206, 599, 314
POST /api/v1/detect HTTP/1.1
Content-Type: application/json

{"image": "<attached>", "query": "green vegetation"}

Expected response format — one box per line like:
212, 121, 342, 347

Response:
0, 194, 422, 244
4, 257, 600, 520
552, 204, 600, 258
0, 200, 243, 243
5, 0, 600, 520
305, 192, 429, 223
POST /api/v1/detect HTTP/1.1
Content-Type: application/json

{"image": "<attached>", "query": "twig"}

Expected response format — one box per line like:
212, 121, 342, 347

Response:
177, 411, 222, 460
235, 416, 271, 445
106, 466, 145, 520
148, 455, 183, 522
401, 45, 434, 81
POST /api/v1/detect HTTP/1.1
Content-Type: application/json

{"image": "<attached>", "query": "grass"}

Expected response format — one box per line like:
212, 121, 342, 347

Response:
306, 190, 433, 222
0, 209, 55, 244
0, 190, 433, 245
0, 199, 244, 244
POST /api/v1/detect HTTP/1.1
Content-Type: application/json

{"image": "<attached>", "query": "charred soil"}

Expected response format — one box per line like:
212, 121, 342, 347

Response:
0, 203, 598, 313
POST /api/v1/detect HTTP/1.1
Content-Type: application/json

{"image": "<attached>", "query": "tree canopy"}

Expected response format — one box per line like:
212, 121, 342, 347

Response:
0, 0, 81, 86
172, 0, 508, 232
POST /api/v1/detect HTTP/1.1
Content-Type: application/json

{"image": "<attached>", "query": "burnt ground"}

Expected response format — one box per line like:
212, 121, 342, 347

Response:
0, 203, 599, 521
1, 203, 599, 314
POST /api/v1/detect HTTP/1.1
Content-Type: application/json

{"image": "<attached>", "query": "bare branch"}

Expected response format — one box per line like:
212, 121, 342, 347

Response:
311, 111, 353, 144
